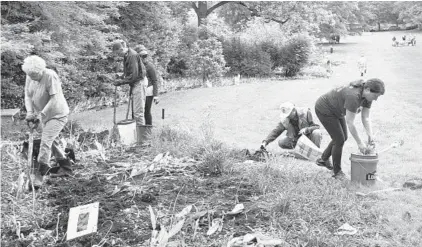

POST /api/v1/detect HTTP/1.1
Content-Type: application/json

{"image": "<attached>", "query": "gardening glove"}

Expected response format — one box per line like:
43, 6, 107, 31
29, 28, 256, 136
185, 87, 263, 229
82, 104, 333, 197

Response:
260, 141, 267, 150
153, 97, 160, 105
298, 128, 308, 136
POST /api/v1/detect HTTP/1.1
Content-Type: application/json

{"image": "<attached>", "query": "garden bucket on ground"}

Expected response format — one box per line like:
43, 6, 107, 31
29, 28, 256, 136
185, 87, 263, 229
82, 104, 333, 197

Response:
137, 125, 153, 144
350, 153, 378, 186
116, 119, 137, 145
293, 135, 322, 162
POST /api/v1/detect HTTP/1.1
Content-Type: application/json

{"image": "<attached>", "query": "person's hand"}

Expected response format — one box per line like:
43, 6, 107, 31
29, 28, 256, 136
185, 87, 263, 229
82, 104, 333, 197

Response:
260, 141, 267, 150
298, 128, 308, 136
153, 97, 160, 105
358, 142, 367, 154
25, 112, 38, 122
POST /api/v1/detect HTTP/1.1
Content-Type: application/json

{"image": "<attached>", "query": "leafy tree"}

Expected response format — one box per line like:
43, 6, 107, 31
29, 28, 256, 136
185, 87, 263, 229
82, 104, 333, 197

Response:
1, 1, 125, 108
395, 2, 422, 28
112, 2, 184, 77
187, 37, 228, 84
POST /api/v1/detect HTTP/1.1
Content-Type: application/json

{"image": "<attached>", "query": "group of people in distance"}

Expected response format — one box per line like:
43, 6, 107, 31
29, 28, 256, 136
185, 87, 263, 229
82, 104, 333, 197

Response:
392, 34, 416, 46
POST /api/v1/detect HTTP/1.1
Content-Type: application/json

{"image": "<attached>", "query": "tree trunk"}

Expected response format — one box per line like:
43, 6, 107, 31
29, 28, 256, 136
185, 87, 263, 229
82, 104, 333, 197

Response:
196, 1, 208, 27
377, 22, 381, 31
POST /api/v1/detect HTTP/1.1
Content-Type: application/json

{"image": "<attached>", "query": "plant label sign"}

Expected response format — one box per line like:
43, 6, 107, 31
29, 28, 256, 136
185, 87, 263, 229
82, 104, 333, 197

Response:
66, 202, 99, 241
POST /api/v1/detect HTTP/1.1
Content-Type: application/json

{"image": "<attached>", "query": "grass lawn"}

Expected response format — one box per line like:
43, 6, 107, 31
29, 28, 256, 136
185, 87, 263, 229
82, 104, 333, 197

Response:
2, 31, 422, 246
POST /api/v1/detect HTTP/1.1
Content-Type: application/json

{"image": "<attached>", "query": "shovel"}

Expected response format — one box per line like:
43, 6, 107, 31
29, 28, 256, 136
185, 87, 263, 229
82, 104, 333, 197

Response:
26, 118, 40, 192
110, 86, 120, 142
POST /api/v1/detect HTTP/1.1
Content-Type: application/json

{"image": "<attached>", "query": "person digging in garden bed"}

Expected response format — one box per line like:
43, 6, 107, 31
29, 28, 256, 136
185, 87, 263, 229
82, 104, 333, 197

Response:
260, 102, 323, 156
23, 55, 73, 189
112, 40, 147, 126
314, 78, 385, 180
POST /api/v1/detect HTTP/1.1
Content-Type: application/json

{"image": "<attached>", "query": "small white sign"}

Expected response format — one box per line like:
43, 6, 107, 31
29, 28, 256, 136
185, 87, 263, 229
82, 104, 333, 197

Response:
66, 202, 99, 241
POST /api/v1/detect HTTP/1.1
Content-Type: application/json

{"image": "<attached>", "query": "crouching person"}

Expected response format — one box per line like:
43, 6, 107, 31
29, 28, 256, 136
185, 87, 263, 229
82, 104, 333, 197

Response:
23, 55, 72, 189
260, 102, 322, 151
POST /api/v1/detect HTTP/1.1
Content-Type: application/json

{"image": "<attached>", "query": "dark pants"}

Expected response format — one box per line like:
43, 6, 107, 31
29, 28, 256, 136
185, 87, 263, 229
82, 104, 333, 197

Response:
315, 107, 348, 174
144, 96, 154, 125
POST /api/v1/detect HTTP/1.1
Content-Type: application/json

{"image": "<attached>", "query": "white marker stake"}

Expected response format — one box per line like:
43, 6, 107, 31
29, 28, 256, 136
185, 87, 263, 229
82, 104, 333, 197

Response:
67, 202, 100, 241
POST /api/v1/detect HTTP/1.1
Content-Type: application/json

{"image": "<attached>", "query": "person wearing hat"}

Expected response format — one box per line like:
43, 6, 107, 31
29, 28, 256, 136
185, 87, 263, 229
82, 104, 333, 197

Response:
112, 40, 147, 126
260, 102, 323, 152
22, 55, 73, 188
134, 44, 159, 125
314, 78, 385, 180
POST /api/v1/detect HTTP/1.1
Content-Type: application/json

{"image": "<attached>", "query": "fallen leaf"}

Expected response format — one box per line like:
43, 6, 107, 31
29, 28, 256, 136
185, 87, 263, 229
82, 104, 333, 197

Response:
153, 153, 164, 163
207, 218, 223, 236
175, 205, 192, 218
149, 206, 157, 230
242, 233, 256, 243
335, 223, 358, 235
168, 219, 185, 239
227, 236, 243, 247
111, 185, 120, 196
130, 167, 148, 178
226, 204, 244, 215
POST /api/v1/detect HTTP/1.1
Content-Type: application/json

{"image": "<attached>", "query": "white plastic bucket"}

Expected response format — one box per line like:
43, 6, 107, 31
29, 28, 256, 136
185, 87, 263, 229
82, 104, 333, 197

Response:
117, 119, 137, 145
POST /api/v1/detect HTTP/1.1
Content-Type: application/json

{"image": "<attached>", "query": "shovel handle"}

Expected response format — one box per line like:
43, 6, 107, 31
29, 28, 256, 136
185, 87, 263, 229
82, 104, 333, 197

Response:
113, 86, 117, 125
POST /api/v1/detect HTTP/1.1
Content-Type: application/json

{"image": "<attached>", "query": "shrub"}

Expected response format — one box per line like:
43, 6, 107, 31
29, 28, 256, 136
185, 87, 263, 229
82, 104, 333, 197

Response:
187, 37, 228, 84
223, 37, 272, 77
278, 35, 312, 77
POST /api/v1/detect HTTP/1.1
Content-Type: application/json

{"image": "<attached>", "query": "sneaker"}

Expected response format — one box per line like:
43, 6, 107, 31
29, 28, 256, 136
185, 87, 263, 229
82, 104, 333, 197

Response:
333, 171, 347, 181
316, 158, 333, 170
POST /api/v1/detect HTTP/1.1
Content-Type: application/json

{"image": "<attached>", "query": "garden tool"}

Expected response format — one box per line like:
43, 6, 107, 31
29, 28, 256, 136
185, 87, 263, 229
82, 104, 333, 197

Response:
26, 118, 42, 190
110, 86, 120, 142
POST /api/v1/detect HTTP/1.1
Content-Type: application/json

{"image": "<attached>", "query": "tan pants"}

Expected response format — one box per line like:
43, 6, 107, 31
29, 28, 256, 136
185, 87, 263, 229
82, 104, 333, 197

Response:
131, 78, 147, 126
38, 116, 68, 165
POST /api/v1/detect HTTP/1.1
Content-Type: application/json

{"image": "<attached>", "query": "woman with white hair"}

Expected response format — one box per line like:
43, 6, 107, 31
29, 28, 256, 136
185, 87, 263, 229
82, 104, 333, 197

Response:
23, 55, 72, 188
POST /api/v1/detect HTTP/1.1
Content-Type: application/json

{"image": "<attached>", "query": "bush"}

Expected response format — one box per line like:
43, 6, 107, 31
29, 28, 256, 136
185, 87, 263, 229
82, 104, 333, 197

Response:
278, 35, 312, 77
223, 37, 272, 77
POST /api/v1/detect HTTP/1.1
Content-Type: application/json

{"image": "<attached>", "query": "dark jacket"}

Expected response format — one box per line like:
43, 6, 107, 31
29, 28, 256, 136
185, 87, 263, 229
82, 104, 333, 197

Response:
264, 107, 320, 144
122, 48, 146, 86
144, 60, 159, 97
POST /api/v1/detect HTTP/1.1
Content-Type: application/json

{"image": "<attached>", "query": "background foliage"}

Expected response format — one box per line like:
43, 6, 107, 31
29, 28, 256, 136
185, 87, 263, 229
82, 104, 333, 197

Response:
1, 1, 421, 109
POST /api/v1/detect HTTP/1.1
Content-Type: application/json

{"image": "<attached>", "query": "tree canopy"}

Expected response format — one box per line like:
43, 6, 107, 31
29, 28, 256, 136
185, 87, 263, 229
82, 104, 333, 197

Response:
1, 1, 420, 109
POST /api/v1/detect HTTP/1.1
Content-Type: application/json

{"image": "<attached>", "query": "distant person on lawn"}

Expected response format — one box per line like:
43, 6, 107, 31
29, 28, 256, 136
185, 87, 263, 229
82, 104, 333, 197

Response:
112, 40, 147, 126
23, 55, 73, 188
314, 78, 385, 180
357, 54, 367, 77
260, 102, 322, 151
134, 44, 160, 125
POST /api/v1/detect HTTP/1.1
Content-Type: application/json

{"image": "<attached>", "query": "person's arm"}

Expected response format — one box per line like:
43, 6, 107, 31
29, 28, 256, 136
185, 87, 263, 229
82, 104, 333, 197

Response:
345, 110, 366, 152
262, 122, 286, 146
24, 77, 34, 115
361, 107, 373, 143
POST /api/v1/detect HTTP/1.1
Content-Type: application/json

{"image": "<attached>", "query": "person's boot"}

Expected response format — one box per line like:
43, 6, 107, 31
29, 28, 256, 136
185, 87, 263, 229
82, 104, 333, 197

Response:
50, 159, 73, 178
28, 169, 43, 190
